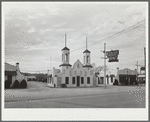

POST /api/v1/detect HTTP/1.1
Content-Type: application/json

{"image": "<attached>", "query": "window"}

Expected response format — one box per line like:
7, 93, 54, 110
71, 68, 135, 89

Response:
87, 56, 89, 63
84, 56, 85, 64
66, 66, 68, 69
72, 77, 75, 84
87, 77, 90, 84
65, 77, 69, 84
88, 56, 90, 63
98, 78, 100, 84
111, 77, 113, 83
65, 54, 68, 62
81, 77, 84, 84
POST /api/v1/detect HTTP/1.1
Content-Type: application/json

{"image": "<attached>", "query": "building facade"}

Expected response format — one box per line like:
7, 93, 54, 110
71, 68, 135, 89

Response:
5, 62, 27, 87
47, 38, 99, 88
27, 76, 36, 81
116, 68, 138, 85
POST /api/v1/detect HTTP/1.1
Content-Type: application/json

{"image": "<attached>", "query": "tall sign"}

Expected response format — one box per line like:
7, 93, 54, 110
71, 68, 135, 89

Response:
106, 50, 119, 62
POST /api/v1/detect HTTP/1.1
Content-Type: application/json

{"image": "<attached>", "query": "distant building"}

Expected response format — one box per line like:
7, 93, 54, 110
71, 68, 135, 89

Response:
137, 66, 145, 83
5, 62, 27, 87
27, 75, 36, 81
116, 68, 138, 85
47, 37, 98, 88
140, 66, 146, 75
97, 73, 115, 85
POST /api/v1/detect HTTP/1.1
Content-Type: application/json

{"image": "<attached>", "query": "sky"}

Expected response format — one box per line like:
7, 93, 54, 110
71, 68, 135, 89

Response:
3, 2, 147, 75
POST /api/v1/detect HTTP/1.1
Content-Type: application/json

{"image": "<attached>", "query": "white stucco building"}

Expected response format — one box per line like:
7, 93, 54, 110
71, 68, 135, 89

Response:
47, 37, 98, 88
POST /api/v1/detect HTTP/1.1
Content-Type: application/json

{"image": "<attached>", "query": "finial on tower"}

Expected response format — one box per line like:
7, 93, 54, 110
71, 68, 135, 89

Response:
65, 33, 66, 47
86, 37, 87, 49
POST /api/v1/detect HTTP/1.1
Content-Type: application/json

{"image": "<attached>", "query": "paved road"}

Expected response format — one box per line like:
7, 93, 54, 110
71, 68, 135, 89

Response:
5, 81, 145, 108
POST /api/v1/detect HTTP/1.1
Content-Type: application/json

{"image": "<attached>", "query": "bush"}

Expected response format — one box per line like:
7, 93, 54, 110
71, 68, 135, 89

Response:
13, 80, 20, 88
5, 80, 11, 89
113, 79, 118, 85
20, 79, 27, 88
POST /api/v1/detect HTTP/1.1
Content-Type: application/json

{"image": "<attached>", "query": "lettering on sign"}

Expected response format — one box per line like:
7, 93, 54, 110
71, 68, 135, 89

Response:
106, 50, 119, 62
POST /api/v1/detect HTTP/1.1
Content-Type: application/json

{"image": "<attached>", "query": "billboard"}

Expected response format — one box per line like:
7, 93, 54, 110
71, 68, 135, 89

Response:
106, 50, 119, 62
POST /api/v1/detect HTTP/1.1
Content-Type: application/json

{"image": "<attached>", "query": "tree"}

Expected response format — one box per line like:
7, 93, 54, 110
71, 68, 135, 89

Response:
94, 66, 109, 76
20, 79, 27, 88
13, 80, 20, 88
36, 73, 47, 82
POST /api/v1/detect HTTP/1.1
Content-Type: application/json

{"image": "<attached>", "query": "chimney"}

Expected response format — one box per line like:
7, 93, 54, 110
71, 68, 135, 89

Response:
16, 62, 19, 71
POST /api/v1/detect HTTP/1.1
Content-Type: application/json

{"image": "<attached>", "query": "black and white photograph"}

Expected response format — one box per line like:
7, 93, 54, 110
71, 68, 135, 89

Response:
2, 1, 148, 121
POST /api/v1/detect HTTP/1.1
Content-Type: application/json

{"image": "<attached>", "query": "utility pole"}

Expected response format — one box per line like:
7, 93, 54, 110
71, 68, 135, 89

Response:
135, 61, 140, 75
104, 43, 106, 89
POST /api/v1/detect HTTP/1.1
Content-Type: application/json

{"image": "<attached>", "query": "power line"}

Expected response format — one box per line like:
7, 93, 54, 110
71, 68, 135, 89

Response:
71, 19, 145, 52
5, 19, 146, 71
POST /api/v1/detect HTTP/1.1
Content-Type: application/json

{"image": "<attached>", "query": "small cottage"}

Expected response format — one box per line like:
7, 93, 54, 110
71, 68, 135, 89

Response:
5, 62, 27, 88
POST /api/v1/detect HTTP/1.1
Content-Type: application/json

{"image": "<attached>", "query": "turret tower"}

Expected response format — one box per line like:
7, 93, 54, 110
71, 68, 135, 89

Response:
59, 34, 72, 67
83, 37, 92, 68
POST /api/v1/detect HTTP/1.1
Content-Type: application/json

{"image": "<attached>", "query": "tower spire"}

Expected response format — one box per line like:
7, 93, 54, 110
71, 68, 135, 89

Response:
65, 33, 66, 47
86, 37, 87, 49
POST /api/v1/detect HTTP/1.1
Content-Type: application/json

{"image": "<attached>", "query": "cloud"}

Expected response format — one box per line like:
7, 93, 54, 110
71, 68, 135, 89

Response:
27, 27, 36, 33
39, 29, 52, 35
53, 22, 67, 28
4, 2, 147, 73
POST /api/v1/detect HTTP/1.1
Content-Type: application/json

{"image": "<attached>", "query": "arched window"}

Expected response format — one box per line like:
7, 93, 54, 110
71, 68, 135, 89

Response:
65, 54, 68, 62
87, 56, 89, 63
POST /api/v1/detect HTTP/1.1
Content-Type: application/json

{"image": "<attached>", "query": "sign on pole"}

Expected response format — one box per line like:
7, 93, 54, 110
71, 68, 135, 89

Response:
106, 50, 119, 62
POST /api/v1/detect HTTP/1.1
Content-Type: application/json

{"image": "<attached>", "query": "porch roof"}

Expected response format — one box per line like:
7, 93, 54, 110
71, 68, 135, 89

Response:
5, 71, 17, 76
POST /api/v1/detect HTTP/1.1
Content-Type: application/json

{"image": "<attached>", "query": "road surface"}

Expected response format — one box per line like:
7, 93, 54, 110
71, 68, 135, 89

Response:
5, 81, 145, 108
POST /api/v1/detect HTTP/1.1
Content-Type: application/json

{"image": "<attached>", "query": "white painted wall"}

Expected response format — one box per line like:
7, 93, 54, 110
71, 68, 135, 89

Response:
51, 60, 95, 88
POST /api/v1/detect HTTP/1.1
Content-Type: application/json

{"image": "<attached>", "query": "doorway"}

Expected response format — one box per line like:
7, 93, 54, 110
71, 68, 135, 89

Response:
77, 76, 80, 87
